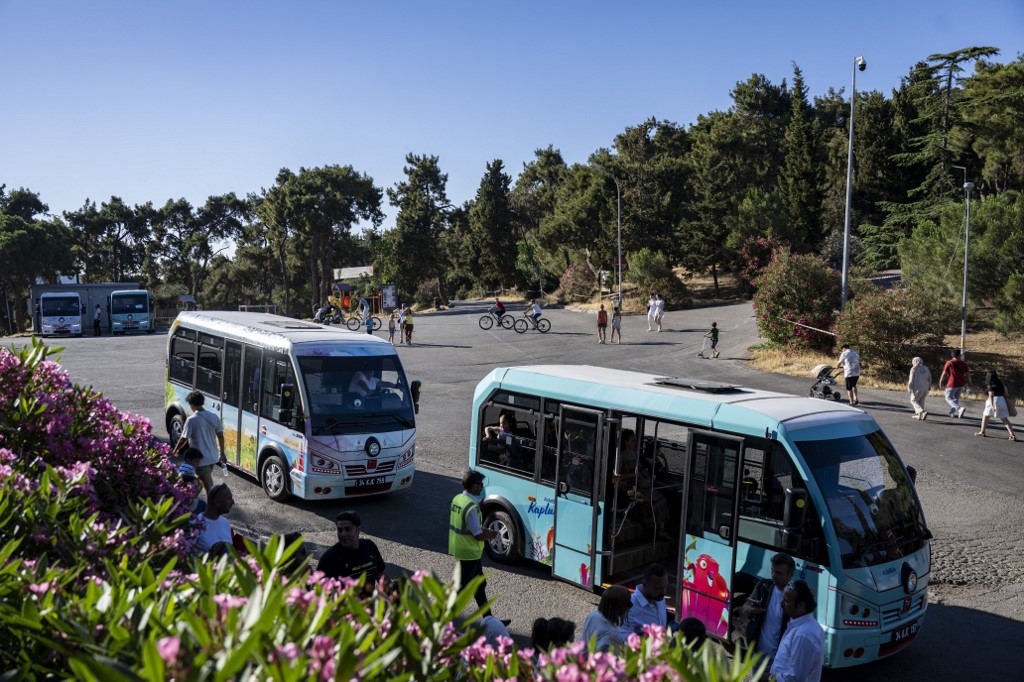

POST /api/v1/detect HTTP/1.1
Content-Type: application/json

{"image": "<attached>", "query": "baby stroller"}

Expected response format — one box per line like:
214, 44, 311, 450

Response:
809, 364, 843, 401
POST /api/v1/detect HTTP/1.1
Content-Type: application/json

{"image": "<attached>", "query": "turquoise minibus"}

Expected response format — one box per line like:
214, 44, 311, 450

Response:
165, 311, 420, 502
469, 365, 930, 668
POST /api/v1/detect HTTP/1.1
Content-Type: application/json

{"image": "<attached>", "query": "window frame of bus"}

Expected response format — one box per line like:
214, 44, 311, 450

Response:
195, 332, 224, 397
168, 328, 199, 387
259, 350, 302, 427
736, 438, 827, 564
476, 390, 540, 479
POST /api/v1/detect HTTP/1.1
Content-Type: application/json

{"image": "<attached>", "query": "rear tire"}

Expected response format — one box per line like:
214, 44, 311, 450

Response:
484, 509, 522, 564
499, 315, 514, 330
260, 454, 291, 502
513, 318, 528, 333
371, 316, 382, 331
832, 392, 842, 401
536, 318, 551, 333
479, 315, 495, 330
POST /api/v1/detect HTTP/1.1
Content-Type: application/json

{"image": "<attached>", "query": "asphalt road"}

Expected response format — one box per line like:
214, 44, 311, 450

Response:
13, 300, 1022, 680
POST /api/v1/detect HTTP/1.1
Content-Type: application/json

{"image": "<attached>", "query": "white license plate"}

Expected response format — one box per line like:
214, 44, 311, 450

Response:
354, 476, 387, 488
887, 619, 919, 644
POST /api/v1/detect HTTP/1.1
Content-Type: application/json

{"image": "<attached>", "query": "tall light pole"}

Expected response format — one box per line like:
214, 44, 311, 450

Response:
591, 162, 623, 306
840, 55, 866, 312
959, 177, 974, 359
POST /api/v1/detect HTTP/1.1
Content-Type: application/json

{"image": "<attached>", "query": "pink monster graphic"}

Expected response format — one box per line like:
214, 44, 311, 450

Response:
681, 553, 730, 636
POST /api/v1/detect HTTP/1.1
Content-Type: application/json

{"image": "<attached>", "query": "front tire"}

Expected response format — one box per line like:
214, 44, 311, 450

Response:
513, 318, 528, 333
345, 317, 360, 331
261, 454, 291, 502
479, 315, 495, 330
536, 318, 551, 333
167, 410, 186, 443
484, 509, 522, 563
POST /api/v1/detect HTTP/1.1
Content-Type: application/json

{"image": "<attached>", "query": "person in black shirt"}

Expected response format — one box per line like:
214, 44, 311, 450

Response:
318, 510, 387, 593
975, 370, 1017, 441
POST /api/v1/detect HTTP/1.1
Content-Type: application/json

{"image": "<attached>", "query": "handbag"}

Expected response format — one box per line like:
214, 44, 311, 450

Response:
1009, 400, 1018, 418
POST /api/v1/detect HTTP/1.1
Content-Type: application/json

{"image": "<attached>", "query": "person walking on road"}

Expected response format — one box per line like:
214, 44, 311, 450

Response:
940, 350, 970, 418
596, 304, 608, 344
610, 307, 622, 344
908, 357, 932, 420
172, 390, 226, 495
93, 304, 102, 336
647, 294, 657, 331
403, 307, 414, 344
397, 306, 406, 344
836, 345, 861, 406
449, 470, 503, 618
654, 294, 665, 332
388, 310, 397, 344
975, 370, 1017, 441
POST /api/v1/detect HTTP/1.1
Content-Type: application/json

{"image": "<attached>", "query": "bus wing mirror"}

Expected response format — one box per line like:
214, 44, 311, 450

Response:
906, 465, 917, 485
411, 379, 422, 414
783, 487, 808, 529
279, 383, 296, 421
717, 524, 731, 540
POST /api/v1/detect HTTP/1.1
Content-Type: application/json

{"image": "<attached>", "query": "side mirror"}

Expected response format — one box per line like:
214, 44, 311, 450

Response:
279, 383, 295, 422
906, 465, 917, 485
411, 379, 422, 414
783, 487, 808, 529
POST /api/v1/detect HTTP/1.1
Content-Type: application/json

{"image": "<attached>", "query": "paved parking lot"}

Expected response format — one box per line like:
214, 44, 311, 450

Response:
15, 299, 1023, 679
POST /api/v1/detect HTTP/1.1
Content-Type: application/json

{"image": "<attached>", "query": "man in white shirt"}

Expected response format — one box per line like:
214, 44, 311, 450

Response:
196, 483, 235, 555
172, 390, 226, 495
836, 344, 862, 406
741, 553, 796, 666
622, 563, 668, 636
769, 580, 824, 682
654, 294, 665, 332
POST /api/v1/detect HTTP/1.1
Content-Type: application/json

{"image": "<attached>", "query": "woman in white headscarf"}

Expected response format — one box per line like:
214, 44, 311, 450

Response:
908, 356, 932, 420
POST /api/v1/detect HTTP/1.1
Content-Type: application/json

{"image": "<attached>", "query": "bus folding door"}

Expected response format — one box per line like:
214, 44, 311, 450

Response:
678, 430, 743, 639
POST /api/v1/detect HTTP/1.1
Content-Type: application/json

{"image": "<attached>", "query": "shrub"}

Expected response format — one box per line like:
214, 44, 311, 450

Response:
559, 262, 596, 302
752, 250, 841, 352
412, 278, 443, 309
994, 272, 1024, 334
737, 236, 789, 297
833, 286, 958, 377
626, 249, 691, 309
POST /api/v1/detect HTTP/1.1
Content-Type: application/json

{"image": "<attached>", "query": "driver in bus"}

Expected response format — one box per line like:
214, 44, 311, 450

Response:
349, 368, 381, 398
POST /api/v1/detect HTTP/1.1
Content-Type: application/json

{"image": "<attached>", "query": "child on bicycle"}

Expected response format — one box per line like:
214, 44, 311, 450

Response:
526, 299, 542, 326
491, 297, 506, 321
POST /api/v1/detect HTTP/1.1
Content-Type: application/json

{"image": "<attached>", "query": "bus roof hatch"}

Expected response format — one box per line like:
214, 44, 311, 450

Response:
652, 376, 743, 393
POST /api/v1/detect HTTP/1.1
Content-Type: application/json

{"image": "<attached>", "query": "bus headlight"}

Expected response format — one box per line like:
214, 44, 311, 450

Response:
397, 446, 415, 469
840, 594, 878, 627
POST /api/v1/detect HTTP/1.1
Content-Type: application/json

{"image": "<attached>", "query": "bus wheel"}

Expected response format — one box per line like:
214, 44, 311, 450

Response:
167, 410, 186, 443
261, 454, 291, 502
484, 510, 521, 564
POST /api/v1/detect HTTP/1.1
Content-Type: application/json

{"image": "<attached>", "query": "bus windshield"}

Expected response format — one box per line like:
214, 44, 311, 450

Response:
42, 297, 80, 316
111, 293, 149, 314
796, 431, 929, 569
298, 354, 414, 436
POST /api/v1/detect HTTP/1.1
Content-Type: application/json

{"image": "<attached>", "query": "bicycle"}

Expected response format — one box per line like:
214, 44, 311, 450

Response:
479, 308, 515, 330
514, 312, 551, 334
345, 313, 382, 331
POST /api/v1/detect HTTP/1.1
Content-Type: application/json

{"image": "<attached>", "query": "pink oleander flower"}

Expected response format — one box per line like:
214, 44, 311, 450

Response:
157, 636, 180, 662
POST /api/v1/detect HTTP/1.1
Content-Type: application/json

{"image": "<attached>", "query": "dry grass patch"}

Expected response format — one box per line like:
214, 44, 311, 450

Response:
750, 333, 1024, 406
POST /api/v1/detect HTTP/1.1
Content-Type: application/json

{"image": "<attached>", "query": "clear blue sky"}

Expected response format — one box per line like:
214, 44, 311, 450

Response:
2, 0, 1021, 226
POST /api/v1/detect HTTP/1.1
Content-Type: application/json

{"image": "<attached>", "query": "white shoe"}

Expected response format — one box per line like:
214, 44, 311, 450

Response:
957, 407, 966, 418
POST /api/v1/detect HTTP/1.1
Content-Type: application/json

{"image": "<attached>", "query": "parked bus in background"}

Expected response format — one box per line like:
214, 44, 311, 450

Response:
38, 291, 83, 337
165, 311, 421, 502
468, 365, 930, 668
109, 289, 155, 334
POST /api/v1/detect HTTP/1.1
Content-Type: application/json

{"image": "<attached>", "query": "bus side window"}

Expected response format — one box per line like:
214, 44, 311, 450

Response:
478, 405, 536, 477
196, 341, 223, 397
169, 334, 197, 386
738, 442, 827, 564
260, 352, 295, 424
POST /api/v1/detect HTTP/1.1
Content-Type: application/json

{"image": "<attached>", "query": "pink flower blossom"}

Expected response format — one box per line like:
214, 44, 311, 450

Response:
157, 636, 180, 662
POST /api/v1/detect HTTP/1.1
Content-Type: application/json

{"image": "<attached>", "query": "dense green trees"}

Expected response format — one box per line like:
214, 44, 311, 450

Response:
3, 46, 1021, 330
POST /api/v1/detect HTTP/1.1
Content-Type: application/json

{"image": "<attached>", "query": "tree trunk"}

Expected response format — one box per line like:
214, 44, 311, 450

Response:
712, 263, 720, 297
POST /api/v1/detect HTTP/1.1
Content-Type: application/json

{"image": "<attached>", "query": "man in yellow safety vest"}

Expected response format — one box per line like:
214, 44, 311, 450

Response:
449, 469, 505, 620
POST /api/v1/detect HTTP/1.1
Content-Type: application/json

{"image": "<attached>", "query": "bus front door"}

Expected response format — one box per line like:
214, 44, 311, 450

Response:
678, 430, 743, 639
551, 406, 605, 590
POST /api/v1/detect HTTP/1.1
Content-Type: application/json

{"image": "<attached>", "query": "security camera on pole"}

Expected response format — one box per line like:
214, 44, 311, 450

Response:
840, 56, 866, 312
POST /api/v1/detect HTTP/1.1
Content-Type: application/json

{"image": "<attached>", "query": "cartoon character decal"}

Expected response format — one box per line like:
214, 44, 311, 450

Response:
680, 537, 731, 637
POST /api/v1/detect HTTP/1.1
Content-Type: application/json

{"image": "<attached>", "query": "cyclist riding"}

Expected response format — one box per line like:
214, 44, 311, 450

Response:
491, 297, 506, 321
526, 299, 542, 326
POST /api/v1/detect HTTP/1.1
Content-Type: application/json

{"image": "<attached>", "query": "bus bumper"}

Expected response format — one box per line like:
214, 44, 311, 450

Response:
292, 468, 415, 499
825, 611, 924, 667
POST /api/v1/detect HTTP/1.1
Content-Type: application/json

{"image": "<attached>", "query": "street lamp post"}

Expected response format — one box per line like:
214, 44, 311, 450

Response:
591, 163, 623, 306
840, 56, 866, 312
960, 180, 974, 359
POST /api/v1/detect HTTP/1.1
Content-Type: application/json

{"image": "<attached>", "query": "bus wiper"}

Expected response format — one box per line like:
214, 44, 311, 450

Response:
845, 535, 900, 564
368, 412, 414, 429
313, 417, 361, 435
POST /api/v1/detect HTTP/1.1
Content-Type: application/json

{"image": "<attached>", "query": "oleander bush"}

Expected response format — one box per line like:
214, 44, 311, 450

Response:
752, 250, 841, 352
559, 262, 597, 302
832, 286, 958, 376
0, 340, 764, 681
